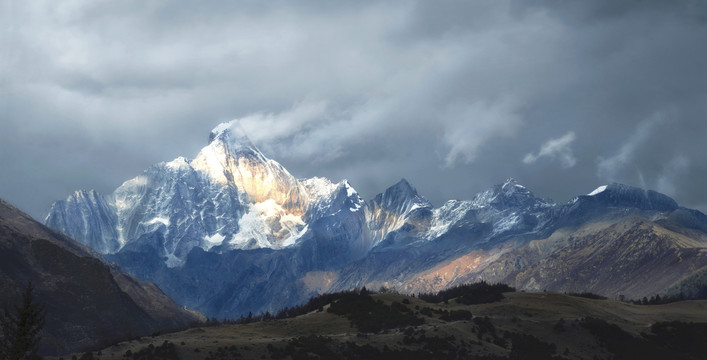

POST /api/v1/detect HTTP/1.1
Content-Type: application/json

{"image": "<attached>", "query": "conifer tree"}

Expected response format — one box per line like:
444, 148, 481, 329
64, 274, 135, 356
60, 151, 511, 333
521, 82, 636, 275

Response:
0, 282, 46, 360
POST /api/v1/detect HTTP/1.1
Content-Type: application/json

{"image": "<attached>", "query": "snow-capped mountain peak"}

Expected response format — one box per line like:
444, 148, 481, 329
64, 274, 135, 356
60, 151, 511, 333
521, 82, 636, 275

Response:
191, 121, 310, 216
372, 178, 431, 213
45, 122, 357, 267
471, 178, 545, 209
577, 183, 679, 212
365, 178, 433, 246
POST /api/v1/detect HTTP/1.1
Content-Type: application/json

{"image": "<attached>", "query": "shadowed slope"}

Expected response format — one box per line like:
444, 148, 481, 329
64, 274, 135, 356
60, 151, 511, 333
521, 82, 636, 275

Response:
0, 199, 204, 355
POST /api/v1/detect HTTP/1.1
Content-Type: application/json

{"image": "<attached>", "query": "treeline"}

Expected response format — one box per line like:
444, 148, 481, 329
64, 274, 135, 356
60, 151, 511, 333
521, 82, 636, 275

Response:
205, 287, 427, 333
624, 292, 704, 306
629, 294, 679, 305
199, 281, 516, 326
417, 281, 515, 305
200, 288, 372, 326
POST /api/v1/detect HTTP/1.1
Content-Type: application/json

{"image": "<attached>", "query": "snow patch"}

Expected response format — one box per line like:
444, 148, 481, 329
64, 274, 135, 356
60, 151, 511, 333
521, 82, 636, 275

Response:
281, 225, 308, 247
165, 253, 184, 268
142, 217, 170, 226
426, 200, 474, 240
228, 200, 305, 249
588, 185, 608, 196
408, 202, 429, 212
303, 177, 338, 201
229, 209, 272, 248
491, 213, 520, 236
345, 181, 357, 197
203, 233, 226, 250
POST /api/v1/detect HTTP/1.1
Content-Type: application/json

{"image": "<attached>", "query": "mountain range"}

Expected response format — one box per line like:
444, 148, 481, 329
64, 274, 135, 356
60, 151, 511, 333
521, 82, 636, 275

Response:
44, 121, 707, 319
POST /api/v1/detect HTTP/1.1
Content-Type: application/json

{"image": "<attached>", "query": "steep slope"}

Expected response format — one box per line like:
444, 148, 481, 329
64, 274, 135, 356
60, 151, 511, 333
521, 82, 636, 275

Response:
506, 218, 707, 298
0, 199, 203, 355
43, 189, 120, 253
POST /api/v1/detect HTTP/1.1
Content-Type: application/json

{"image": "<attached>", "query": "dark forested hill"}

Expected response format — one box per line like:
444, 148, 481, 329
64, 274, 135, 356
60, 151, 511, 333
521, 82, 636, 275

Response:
0, 199, 204, 355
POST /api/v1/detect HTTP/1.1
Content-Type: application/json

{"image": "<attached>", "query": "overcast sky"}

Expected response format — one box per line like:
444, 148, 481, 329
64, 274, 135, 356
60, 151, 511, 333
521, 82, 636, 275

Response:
2, 0, 707, 220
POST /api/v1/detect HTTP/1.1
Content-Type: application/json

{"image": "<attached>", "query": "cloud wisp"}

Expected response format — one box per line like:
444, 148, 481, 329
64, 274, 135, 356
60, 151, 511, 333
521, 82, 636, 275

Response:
442, 99, 522, 167
655, 155, 690, 196
523, 131, 577, 168
596, 114, 664, 182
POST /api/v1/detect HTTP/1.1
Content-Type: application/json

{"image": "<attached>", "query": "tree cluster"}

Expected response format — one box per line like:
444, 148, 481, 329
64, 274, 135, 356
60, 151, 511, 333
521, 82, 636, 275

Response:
327, 293, 424, 333
417, 281, 515, 305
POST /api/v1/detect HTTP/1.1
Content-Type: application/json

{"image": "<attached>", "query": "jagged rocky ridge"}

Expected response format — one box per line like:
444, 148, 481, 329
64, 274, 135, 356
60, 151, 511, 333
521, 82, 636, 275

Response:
45, 121, 707, 318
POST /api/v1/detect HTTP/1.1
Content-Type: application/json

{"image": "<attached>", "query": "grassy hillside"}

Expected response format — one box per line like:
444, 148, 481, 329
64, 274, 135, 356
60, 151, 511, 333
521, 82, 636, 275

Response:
54, 289, 707, 360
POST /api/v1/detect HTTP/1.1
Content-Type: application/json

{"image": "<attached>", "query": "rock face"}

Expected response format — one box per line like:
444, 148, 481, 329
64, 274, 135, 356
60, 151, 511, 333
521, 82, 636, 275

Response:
44, 189, 120, 253
0, 198, 204, 355
45, 121, 707, 318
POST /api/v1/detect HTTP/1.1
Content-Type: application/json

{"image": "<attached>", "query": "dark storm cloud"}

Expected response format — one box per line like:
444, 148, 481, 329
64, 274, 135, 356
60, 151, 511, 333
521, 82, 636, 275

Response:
2, 0, 707, 220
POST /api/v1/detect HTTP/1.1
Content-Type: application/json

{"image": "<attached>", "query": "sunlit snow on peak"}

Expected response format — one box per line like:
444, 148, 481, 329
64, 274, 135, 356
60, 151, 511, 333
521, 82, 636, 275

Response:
191, 141, 229, 184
